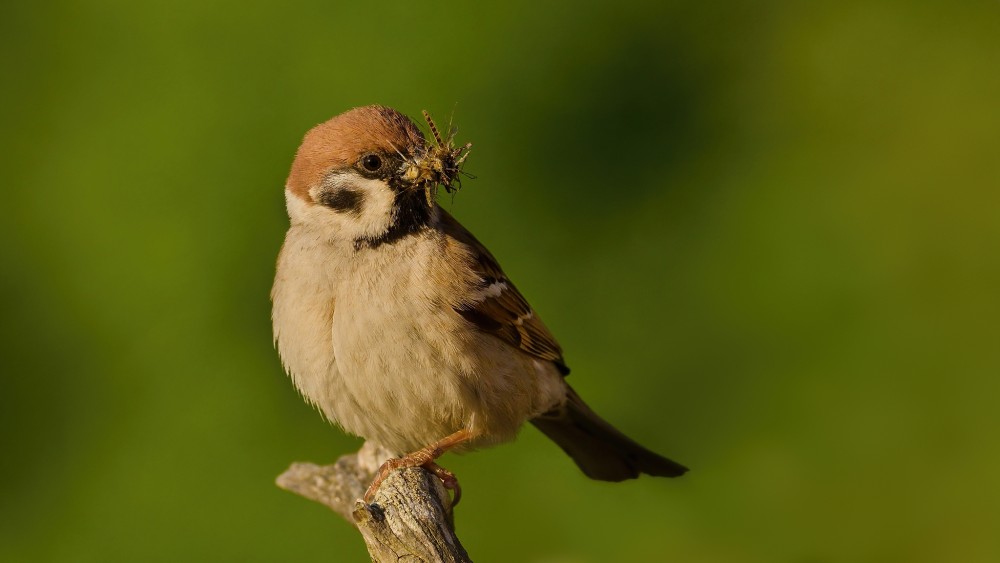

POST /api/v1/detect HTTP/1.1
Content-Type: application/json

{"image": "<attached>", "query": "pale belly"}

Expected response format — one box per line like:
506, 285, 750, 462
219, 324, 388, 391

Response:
329, 281, 563, 454
331, 297, 467, 452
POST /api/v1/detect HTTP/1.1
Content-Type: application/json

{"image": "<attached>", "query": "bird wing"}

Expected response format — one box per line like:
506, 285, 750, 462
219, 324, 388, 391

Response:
438, 209, 570, 375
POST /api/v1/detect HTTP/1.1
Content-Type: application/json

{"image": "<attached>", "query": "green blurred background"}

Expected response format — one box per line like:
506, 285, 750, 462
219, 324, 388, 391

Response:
2, 1, 998, 561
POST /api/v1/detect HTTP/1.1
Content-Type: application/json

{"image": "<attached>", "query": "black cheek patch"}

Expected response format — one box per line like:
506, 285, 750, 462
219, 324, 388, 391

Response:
320, 188, 364, 215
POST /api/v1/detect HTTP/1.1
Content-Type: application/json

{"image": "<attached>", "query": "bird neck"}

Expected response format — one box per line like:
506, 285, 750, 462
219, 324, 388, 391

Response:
355, 189, 437, 250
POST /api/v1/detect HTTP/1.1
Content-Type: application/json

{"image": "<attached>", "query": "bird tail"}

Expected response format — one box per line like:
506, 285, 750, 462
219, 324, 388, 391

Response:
530, 385, 688, 481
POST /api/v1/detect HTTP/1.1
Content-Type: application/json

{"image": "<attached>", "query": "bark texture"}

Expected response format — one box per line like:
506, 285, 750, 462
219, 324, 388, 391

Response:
276, 442, 471, 563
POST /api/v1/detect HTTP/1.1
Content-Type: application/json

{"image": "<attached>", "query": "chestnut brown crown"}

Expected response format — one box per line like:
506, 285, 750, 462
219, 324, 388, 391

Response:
286, 105, 426, 201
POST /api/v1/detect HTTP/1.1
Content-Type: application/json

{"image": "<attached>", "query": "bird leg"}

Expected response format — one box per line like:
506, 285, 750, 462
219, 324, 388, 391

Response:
364, 428, 473, 504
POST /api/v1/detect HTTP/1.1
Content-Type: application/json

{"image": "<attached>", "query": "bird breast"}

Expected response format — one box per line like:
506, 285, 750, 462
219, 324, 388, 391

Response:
274, 224, 564, 454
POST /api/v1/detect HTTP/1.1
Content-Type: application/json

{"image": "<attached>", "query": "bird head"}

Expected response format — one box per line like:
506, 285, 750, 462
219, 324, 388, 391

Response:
284, 105, 471, 248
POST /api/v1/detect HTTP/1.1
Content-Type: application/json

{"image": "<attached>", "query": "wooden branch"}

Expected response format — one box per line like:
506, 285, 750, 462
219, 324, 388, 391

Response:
276, 442, 472, 563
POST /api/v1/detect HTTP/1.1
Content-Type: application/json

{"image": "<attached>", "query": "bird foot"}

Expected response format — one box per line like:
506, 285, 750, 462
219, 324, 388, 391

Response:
363, 429, 473, 505
363, 457, 462, 506
425, 461, 462, 507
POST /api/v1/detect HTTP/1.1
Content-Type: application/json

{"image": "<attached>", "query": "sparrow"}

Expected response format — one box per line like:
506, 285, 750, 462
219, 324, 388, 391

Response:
271, 105, 687, 503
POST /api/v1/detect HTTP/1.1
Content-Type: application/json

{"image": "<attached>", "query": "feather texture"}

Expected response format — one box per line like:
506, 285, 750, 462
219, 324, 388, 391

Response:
440, 210, 570, 375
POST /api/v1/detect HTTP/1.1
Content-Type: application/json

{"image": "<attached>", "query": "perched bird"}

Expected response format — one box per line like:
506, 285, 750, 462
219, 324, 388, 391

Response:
271, 105, 687, 502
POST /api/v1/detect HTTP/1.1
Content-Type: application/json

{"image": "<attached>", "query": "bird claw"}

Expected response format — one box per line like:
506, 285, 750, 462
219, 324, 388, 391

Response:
425, 461, 462, 507
363, 429, 473, 505
363, 458, 462, 507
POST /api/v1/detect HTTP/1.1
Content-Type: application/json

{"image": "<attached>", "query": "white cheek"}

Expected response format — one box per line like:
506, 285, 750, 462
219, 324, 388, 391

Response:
345, 176, 396, 239
285, 190, 312, 223
285, 171, 397, 242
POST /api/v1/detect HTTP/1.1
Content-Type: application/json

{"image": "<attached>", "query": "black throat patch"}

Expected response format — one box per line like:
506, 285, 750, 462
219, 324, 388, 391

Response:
354, 185, 434, 250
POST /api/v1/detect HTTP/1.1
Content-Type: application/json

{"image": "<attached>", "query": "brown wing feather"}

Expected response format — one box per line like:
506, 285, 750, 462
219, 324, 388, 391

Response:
438, 209, 570, 375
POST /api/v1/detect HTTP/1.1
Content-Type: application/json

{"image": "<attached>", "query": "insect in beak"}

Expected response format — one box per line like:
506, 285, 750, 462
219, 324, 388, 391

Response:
401, 110, 473, 207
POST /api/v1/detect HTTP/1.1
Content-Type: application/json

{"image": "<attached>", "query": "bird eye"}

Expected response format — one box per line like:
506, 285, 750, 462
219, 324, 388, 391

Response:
360, 153, 383, 172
